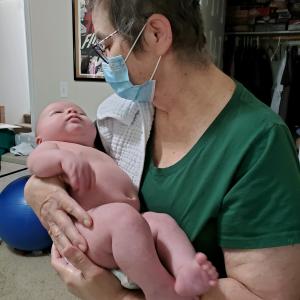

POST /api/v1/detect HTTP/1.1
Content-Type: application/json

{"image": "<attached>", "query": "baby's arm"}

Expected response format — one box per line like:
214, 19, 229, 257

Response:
27, 141, 95, 193
27, 141, 66, 177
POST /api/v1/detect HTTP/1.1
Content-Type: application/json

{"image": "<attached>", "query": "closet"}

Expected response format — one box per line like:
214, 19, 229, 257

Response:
223, 0, 300, 142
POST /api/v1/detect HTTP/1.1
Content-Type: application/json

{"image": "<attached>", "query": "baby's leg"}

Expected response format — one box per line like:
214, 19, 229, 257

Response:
76, 203, 193, 300
143, 212, 219, 297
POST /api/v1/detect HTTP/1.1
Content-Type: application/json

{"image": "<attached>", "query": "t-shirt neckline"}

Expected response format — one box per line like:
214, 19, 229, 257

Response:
149, 81, 243, 175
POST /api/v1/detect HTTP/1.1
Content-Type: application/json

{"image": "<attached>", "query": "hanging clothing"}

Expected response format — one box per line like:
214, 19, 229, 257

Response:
280, 45, 300, 135
271, 50, 287, 114
224, 40, 273, 106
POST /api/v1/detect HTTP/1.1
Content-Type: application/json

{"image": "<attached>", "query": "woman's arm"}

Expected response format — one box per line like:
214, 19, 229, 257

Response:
54, 243, 300, 300
24, 175, 92, 251
202, 245, 300, 300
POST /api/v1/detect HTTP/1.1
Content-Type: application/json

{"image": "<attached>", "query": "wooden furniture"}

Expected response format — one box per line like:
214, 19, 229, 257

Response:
0, 106, 5, 123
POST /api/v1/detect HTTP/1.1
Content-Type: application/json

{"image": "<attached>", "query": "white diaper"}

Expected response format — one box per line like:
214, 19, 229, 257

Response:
111, 269, 139, 290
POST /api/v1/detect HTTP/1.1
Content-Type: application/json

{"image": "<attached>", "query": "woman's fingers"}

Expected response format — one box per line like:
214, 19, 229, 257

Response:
37, 179, 92, 229
50, 210, 88, 252
51, 245, 81, 279
52, 245, 127, 300
38, 188, 92, 251
51, 244, 68, 277
51, 243, 61, 259
48, 223, 73, 253
40, 198, 87, 251
62, 246, 103, 279
60, 191, 93, 228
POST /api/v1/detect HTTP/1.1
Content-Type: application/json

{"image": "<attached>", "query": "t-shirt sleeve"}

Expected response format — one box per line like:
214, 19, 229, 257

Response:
219, 124, 300, 249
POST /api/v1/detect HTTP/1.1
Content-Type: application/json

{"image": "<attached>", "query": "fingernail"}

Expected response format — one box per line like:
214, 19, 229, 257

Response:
83, 218, 91, 227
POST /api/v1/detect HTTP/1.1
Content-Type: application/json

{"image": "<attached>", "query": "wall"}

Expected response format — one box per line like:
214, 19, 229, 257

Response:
0, 0, 30, 124
25, 0, 112, 130
200, 0, 226, 68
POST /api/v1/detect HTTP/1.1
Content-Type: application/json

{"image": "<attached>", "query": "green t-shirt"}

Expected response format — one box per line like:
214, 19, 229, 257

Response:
139, 82, 300, 277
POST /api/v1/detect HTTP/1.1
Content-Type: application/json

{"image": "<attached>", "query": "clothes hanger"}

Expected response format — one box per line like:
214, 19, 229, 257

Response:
270, 37, 281, 61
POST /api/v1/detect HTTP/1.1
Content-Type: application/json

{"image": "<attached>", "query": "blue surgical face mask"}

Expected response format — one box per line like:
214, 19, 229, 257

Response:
102, 23, 161, 103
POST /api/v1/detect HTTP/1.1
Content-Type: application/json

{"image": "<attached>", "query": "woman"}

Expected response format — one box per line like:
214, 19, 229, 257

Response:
25, 0, 300, 299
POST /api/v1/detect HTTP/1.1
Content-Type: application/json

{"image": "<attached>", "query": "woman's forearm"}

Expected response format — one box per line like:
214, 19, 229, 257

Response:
120, 278, 261, 300
24, 175, 65, 219
201, 278, 262, 300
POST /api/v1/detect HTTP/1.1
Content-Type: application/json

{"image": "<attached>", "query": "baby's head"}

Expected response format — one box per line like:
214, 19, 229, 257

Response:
36, 100, 97, 147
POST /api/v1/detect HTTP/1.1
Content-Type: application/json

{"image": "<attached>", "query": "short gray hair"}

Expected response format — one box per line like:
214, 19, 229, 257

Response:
86, 0, 210, 65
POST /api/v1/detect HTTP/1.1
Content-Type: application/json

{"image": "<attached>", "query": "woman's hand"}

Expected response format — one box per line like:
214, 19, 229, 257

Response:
51, 244, 138, 300
24, 175, 92, 251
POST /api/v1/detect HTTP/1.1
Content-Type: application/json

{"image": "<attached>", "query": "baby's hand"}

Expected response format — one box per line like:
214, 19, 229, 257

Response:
61, 153, 96, 194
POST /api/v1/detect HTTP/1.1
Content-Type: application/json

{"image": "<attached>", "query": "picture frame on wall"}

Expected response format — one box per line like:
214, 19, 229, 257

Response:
72, 0, 105, 81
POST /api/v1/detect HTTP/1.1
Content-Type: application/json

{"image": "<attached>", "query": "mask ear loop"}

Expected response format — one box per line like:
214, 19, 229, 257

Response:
125, 23, 148, 62
124, 22, 162, 80
150, 56, 162, 80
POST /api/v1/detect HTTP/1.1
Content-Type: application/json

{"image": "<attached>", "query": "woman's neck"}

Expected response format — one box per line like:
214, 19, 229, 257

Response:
153, 61, 236, 139
151, 61, 236, 167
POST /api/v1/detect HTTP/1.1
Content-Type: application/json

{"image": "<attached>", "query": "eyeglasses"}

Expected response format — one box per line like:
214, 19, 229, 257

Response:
92, 30, 118, 64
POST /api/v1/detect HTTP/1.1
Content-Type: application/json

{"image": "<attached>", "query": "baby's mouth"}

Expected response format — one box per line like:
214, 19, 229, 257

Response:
66, 115, 81, 122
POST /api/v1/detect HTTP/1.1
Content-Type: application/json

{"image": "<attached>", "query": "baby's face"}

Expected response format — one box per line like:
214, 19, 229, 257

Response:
36, 101, 96, 147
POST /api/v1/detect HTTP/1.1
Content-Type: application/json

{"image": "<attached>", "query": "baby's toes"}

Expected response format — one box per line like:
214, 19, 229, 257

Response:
201, 261, 213, 271
209, 279, 218, 287
195, 252, 207, 265
208, 266, 218, 280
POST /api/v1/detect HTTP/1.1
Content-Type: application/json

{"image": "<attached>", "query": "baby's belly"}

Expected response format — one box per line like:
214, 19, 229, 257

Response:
72, 162, 137, 211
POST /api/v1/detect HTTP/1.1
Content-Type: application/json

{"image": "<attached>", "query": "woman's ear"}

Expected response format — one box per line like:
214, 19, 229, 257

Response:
143, 14, 173, 56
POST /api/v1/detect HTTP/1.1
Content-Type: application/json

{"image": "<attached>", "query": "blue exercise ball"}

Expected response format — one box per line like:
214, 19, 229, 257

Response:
0, 175, 52, 251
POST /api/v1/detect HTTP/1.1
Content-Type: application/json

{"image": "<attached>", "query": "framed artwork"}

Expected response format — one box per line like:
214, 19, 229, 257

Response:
72, 0, 105, 81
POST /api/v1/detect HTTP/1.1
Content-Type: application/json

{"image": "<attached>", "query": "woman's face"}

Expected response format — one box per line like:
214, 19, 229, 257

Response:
91, 4, 159, 85
92, 4, 124, 61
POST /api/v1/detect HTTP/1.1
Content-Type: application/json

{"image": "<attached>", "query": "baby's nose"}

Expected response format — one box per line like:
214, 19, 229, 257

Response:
67, 107, 78, 114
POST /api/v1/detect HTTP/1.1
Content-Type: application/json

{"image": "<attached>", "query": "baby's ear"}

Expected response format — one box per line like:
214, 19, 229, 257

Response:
35, 137, 42, 145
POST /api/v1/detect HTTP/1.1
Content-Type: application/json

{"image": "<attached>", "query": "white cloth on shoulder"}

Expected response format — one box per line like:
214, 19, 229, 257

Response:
96, 93, 154, 290
97, 93, 154, 189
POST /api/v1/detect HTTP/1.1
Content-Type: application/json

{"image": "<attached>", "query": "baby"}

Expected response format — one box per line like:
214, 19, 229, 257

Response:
27, 100, 218, 300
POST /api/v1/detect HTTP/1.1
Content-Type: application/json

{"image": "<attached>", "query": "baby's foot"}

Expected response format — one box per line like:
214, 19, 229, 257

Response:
175, 253, 218, 297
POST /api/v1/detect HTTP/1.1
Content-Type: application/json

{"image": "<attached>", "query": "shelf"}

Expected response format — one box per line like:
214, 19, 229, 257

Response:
225, 31, 300, 36
1, 153, 27, 166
